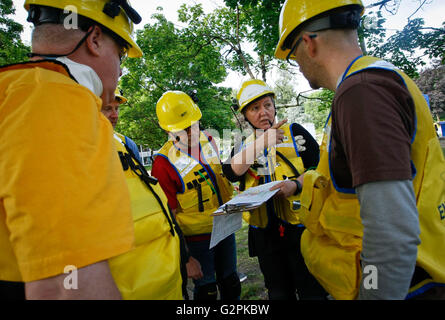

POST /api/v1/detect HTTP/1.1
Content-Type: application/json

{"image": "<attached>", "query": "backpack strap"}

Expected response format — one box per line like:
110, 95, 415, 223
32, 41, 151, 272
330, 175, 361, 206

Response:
122, 142, 191, 300
276, 150, 301, 179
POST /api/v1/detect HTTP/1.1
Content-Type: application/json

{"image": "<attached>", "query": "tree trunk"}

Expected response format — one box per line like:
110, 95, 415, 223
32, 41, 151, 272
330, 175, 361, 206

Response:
235, 47, 256, 79
235, 4, 255, 79
260, 54, 267, 82
359, 33, 368, 55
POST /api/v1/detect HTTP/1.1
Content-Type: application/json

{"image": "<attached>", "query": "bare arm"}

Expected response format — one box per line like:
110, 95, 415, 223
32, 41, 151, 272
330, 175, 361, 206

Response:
25, 261, 121, 300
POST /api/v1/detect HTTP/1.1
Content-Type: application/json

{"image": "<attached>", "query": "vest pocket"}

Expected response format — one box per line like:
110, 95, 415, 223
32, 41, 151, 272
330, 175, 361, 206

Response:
176, 183, 215, 236
301, 230, 361, 300
201, 183, 218, 211
178, 182, 215, 210
242, 204, 269, 228
299, 170, 329, 235
319, 193, 363, 247
284, 193, 302, 219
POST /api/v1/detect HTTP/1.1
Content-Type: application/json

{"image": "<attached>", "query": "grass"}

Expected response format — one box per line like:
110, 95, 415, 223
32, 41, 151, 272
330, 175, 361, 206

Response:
236, 221, 268, 300
185, 220, 268, 300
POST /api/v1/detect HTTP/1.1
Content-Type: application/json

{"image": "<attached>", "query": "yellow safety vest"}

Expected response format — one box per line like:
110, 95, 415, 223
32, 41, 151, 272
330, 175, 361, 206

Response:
156, 131, 234, 236
240, 124, 306, 228
299, 56, 445, 300
109, 132, 183, 300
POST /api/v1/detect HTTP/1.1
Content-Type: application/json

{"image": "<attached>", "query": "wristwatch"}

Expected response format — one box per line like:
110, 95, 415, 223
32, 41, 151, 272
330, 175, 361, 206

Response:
292, 179, 303, 195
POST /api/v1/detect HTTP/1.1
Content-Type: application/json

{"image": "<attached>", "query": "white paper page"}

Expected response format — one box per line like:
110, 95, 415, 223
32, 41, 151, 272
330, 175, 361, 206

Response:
209, 212, 243, 249
213, 180, 282, 215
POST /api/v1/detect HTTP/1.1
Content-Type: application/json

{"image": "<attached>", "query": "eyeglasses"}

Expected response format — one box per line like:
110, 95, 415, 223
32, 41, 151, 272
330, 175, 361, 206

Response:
99, 25, 129, 65
286, 34, 317, 68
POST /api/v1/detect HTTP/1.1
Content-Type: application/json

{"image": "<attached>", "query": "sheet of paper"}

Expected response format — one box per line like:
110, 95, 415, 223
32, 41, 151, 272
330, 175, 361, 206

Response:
209, 212, 243, 249
209, 180, 283, 249
213, 180, 282, 215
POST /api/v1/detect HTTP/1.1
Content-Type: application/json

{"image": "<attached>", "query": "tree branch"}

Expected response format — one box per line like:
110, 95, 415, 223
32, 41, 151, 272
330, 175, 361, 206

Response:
366, 0, 392, 9
275, 103, 300, 109
407, 0, 429, 21
234, 4, 255, 79
260, 54, 267, 82
419, 26, 445, 34
367, 0, 401, 15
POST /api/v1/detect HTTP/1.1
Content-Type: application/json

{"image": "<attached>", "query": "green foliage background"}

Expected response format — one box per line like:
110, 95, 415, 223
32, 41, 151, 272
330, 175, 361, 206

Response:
117, 9, 236, 149
0, 0, 30, 65
2, 0, 444, 147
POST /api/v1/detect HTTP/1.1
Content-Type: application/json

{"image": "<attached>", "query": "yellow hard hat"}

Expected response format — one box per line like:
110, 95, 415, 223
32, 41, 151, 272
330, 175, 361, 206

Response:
275, 0, 364, 60
24, 0, 143, 58
156, 91, 202, 133
236, 79, 275, 113
115, 88, 127, 104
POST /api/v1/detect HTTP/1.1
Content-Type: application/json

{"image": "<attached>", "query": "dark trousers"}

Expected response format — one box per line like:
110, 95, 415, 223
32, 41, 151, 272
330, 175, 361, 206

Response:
187, 233, 240, 300
252, 226, 327, 300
